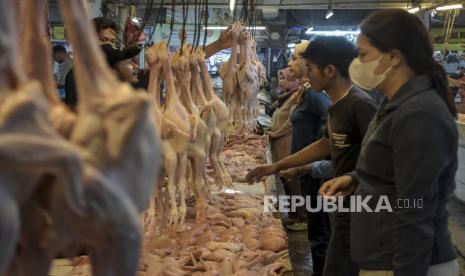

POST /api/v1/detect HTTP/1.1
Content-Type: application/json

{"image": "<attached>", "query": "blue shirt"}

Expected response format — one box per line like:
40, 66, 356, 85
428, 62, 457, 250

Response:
290, 86, 330, 154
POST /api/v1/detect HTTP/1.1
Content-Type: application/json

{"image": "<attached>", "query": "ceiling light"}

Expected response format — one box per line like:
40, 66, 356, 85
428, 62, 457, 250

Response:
325, 10, 334, 19
305, 30, 360, 36
230, 0, 236, 14
326, 0, 333, 19
204, 26, 266, 30
436, 4, 463, 10
408, 7, 420, 13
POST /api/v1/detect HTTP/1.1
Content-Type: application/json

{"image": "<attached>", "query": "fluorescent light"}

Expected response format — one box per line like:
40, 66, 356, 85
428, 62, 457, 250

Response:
287, 43, 296, 48
230, 0, 236, 13
408, 7, 420, 13
307, 26, 314, 32
436, 4, 463, 10
204, 26, 266, 30
305, 30, 360, 36
247, 26, 266, 30
325, 10, 334, 19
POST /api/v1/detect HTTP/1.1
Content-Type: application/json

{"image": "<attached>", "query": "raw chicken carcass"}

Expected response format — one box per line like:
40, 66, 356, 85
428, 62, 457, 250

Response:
0, 0, 86, 273
195, 49, 233, 190
8, 0, 162, 275
146, 41, 192, 226
172, 47, 211, 220
219, 23, 241, 110
236, 34, 260, 133
251, 40, 267, 88
219, 23, 265, 134
21, 0, 76, 137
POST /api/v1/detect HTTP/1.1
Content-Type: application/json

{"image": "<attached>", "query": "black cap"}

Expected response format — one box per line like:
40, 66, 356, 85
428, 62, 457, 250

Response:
100, 44, 141, 67
53, 45, 67, 54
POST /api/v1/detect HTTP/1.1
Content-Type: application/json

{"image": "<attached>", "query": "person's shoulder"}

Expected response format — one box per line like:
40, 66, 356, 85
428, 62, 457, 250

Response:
349, 86, 376, 105
304, 89, 330, 104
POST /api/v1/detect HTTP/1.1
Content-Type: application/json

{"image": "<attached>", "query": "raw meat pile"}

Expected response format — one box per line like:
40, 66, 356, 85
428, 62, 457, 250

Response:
215, 133, 267, 182
0, 0, 161, 275
59, 121, 287, 276
140, 192, 290, 276
63, 193, 291, 276
219, 23, 267, 133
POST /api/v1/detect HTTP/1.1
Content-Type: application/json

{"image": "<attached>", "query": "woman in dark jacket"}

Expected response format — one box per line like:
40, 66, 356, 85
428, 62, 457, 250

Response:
320, 9, 459, 276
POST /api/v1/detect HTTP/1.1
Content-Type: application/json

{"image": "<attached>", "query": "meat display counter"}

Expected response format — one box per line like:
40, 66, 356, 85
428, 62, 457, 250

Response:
50, 133, 293, 276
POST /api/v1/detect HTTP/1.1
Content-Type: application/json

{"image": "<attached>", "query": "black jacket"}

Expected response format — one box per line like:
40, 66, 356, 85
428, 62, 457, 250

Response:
350, 74, 458, 275
64, 68, 77, 108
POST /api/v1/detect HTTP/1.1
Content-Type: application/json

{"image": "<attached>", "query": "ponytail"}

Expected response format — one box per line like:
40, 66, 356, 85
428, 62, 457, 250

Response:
360, 10, 457, 118
428, 61, 457, 118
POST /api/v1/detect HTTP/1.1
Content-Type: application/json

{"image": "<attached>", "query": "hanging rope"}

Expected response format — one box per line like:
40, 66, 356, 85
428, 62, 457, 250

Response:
167, 0, 176, 46
251, 0, 257, 38
134, 0, 154, 45
191, 0, 199, 53
239, 0, 247, 25
180, 0, 189, 54
232, 0, 239, 22
147, 0, 164, 44
202, 0, 209, 50
194, 0, 203, 50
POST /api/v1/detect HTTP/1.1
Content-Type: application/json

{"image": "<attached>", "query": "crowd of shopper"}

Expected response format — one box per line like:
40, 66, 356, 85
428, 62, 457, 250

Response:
248, 9, 460, 276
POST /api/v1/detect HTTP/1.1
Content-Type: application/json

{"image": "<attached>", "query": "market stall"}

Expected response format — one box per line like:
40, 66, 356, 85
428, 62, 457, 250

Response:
4, 0, 465, 275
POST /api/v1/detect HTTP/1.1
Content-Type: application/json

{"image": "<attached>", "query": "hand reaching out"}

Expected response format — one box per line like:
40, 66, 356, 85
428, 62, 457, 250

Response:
319, 175, 355, 197
279, 167, 301, 180
245, 164, 279, 184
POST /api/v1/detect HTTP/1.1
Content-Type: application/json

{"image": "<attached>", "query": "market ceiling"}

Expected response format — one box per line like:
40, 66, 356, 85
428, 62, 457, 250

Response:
96, 0, 435, 10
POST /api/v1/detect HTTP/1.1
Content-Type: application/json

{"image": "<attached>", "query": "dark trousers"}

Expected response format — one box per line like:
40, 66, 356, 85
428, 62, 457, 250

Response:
300, 174, 331, 276
323, 210, 359, 276
282, 176, 307, 221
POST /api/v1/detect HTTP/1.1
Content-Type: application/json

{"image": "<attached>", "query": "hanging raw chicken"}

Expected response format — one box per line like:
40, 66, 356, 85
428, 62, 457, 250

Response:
219, 23, 266, 133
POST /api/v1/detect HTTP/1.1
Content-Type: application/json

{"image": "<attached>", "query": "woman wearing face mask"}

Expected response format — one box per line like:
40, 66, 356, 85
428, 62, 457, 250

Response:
268, 67, 304, 225
320, 9, 459, 276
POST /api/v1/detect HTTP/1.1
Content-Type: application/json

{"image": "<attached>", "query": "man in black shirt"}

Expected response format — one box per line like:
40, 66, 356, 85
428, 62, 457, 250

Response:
246, 36, 377, 276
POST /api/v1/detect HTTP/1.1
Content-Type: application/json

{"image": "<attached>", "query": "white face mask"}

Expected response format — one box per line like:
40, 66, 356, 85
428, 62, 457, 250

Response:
349, 54, 392, 91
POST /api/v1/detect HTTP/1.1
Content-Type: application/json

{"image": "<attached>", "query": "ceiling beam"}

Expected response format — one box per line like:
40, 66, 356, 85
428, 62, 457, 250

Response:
49, 0, 437, 10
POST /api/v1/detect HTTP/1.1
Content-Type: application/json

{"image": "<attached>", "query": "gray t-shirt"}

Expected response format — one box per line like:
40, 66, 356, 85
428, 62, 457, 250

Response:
56, 57, 73, 87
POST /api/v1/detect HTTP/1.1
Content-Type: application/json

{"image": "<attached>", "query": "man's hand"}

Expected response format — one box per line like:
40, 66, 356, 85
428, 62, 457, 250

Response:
319, 175, 355, 197
245, 164, 279, 184
217, 25, 234, 49
279, 167, 301, 180
266, 130, 276, 139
